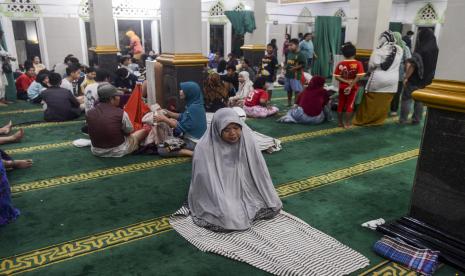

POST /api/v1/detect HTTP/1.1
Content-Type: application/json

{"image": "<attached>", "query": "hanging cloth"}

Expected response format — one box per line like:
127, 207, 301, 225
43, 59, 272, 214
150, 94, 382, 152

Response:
311, 16, 342, 78
123, 84, 150, 132
225, 11, 256, 36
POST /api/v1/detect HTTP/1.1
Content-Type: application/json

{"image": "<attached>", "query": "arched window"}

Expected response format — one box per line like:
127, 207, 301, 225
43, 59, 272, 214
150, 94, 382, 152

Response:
415, 3, 439, 25
334, 8, 346, 19
79, 0, 89, 18
209, 0, 225, 17
234, 2, 245, 12
2, 0, 40, 17
297, 7, 312, 24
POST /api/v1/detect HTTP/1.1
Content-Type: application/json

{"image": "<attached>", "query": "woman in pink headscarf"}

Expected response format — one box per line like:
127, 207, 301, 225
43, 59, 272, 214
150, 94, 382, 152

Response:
126, 30, 144, 60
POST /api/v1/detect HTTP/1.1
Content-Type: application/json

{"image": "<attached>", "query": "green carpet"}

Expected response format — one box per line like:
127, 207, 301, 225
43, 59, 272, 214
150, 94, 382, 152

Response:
0, 89, 461, 276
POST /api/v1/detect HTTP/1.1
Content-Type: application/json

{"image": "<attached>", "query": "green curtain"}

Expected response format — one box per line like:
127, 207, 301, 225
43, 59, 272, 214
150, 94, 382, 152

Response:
225, 11, 256, 36
389, 22, 403, 33
312, 16, 342, 78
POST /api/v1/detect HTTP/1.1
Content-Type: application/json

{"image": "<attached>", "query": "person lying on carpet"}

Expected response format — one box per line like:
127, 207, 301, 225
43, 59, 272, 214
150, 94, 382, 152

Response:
41, 73, 83, 122
277, 76, 330, 125
0, 121, 24, 145
188, 108, 282, 232
154, 82, 207, 157
228, 71, 254, 107
243, 77, 279, 118
86, 83, 149, 157
0, 161, 20, 226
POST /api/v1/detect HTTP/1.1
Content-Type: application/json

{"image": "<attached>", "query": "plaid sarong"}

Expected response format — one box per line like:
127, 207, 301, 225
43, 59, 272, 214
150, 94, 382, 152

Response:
373, 235, 440, 276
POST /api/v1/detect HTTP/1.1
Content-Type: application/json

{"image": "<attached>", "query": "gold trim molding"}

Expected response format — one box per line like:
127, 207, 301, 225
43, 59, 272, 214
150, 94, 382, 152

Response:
241, 44, 267, 51
156, 53, 208, 66
413, 79, 465, 113
89, 45, 119, 54
356, 49, 372, 58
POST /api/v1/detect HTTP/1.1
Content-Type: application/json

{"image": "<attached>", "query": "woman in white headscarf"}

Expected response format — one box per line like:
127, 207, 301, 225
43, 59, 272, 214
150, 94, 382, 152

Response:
188, 108, 282, 232
228, 71, 254, 107
353, 31, 403, 126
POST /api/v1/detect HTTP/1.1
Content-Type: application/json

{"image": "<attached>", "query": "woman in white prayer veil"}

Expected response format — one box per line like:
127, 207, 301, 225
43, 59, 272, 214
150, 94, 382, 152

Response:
188, 108, 282, 232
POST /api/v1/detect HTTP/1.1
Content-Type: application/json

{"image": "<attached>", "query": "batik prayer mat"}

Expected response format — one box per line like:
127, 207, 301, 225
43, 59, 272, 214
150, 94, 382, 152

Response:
170, 207, 369, 276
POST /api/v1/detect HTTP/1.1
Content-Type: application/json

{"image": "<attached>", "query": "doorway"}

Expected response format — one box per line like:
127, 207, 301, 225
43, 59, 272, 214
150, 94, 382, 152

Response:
11, 20, 41, 66
210, 24, 224, 56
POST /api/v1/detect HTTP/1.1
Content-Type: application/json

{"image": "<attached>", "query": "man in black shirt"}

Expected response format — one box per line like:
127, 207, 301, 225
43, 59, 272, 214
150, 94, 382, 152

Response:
42, 73, 82, 122
220, 65, 239, 95
402, 31, 414, 49
260, 43, 278, 99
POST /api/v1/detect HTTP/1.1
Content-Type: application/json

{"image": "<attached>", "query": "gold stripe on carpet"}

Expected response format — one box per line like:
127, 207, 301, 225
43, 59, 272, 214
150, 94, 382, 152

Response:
358, 261, 416, 276
11, 157, 190, 194
13, 120, 84, 130
5, 142, 74, 155
1, 149, 418, 275
0, 108, 42, 116
277, 149, 419, 197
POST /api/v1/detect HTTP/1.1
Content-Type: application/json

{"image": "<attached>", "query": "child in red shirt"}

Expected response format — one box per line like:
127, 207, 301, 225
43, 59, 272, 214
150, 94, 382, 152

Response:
334, 42, 365, 128
243, 77, 279, 118
15, 65, 36, 100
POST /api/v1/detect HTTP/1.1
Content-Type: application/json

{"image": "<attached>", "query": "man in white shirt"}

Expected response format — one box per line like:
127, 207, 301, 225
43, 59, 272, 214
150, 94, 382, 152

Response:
84, 68, 111, 113
60, 64, 81, 96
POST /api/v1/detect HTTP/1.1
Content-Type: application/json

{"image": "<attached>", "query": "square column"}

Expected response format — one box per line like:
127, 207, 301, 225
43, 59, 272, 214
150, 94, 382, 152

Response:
241, 0, 267, 68
378, 1, 465, 270
88, 0, 119, 71
156, 0, 208, 111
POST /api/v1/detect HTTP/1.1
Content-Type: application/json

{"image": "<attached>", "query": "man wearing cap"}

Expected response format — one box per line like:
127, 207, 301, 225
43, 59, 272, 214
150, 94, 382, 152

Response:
86, 82, 148, 157
41, 72, 82, 122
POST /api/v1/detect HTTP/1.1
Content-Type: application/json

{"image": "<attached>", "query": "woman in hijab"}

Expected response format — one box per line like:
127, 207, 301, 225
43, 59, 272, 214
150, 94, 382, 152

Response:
154, 82, 207, 156
399, 28, 439, 125
188, 108, 282, 232
278, 76, 329, 125
125, 30, 144, 60
353, 31, 403, 126
203, 73, 229, 113
228, 71, 254, 107
390, 32, 412, 116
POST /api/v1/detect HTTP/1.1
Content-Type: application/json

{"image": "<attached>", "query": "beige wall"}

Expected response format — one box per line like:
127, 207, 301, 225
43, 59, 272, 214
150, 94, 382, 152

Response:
43, 17, 85, 67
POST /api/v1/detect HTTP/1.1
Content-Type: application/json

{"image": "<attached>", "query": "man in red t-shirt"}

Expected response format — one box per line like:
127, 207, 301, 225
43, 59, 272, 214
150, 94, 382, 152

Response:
15, 65, 36, 100
334, 43, 365, 128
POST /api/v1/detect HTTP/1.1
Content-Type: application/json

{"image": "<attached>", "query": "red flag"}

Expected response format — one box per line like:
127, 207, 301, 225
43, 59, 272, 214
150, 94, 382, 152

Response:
123, 84, 150, 132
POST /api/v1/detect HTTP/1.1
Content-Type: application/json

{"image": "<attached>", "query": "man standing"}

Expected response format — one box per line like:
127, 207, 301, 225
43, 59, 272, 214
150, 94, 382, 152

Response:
86, 83, 148, 157
260, 43, 278, 99
285, 39, 307, 107
299, 33, 314, 73
402, 31, 414, 49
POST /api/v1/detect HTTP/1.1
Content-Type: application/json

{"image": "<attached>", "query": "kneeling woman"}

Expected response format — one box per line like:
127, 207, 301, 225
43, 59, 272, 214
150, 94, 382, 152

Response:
243, 77, 279, 118
278, 76, 330, 124
154, 82, 207, 157
188, 108, 282, 232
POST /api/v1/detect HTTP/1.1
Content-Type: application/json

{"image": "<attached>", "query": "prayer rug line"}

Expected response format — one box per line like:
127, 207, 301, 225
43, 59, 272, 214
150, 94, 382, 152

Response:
10, 125, 382, 194
7, 114, 397, 155
0, 108, 43, 116
0, 149, 418, 275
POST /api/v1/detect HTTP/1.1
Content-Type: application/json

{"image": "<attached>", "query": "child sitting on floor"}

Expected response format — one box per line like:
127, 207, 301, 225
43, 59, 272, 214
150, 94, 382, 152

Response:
243, 77, 279, 118
333, 42, 365, 128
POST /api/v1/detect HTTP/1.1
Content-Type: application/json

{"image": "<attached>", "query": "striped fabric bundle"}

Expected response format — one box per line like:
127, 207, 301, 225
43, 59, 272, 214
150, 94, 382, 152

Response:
170, 207, 369, 276
373, 235, 440, 276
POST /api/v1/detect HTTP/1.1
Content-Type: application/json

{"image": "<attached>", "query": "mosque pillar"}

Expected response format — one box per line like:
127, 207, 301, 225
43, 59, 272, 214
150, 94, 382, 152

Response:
241, 0, 267, 68
378, 1, 465, 270
88, 0, 119, 71
156, 0, 208, 111
347, 0, 392, 60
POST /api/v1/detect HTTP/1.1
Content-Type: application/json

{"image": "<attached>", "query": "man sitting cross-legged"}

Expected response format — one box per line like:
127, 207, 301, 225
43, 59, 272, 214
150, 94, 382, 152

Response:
86, 83, 149, 157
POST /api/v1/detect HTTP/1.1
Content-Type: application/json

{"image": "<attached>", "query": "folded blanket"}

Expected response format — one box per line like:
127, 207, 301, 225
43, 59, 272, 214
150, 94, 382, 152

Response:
373, 235, 440, 276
